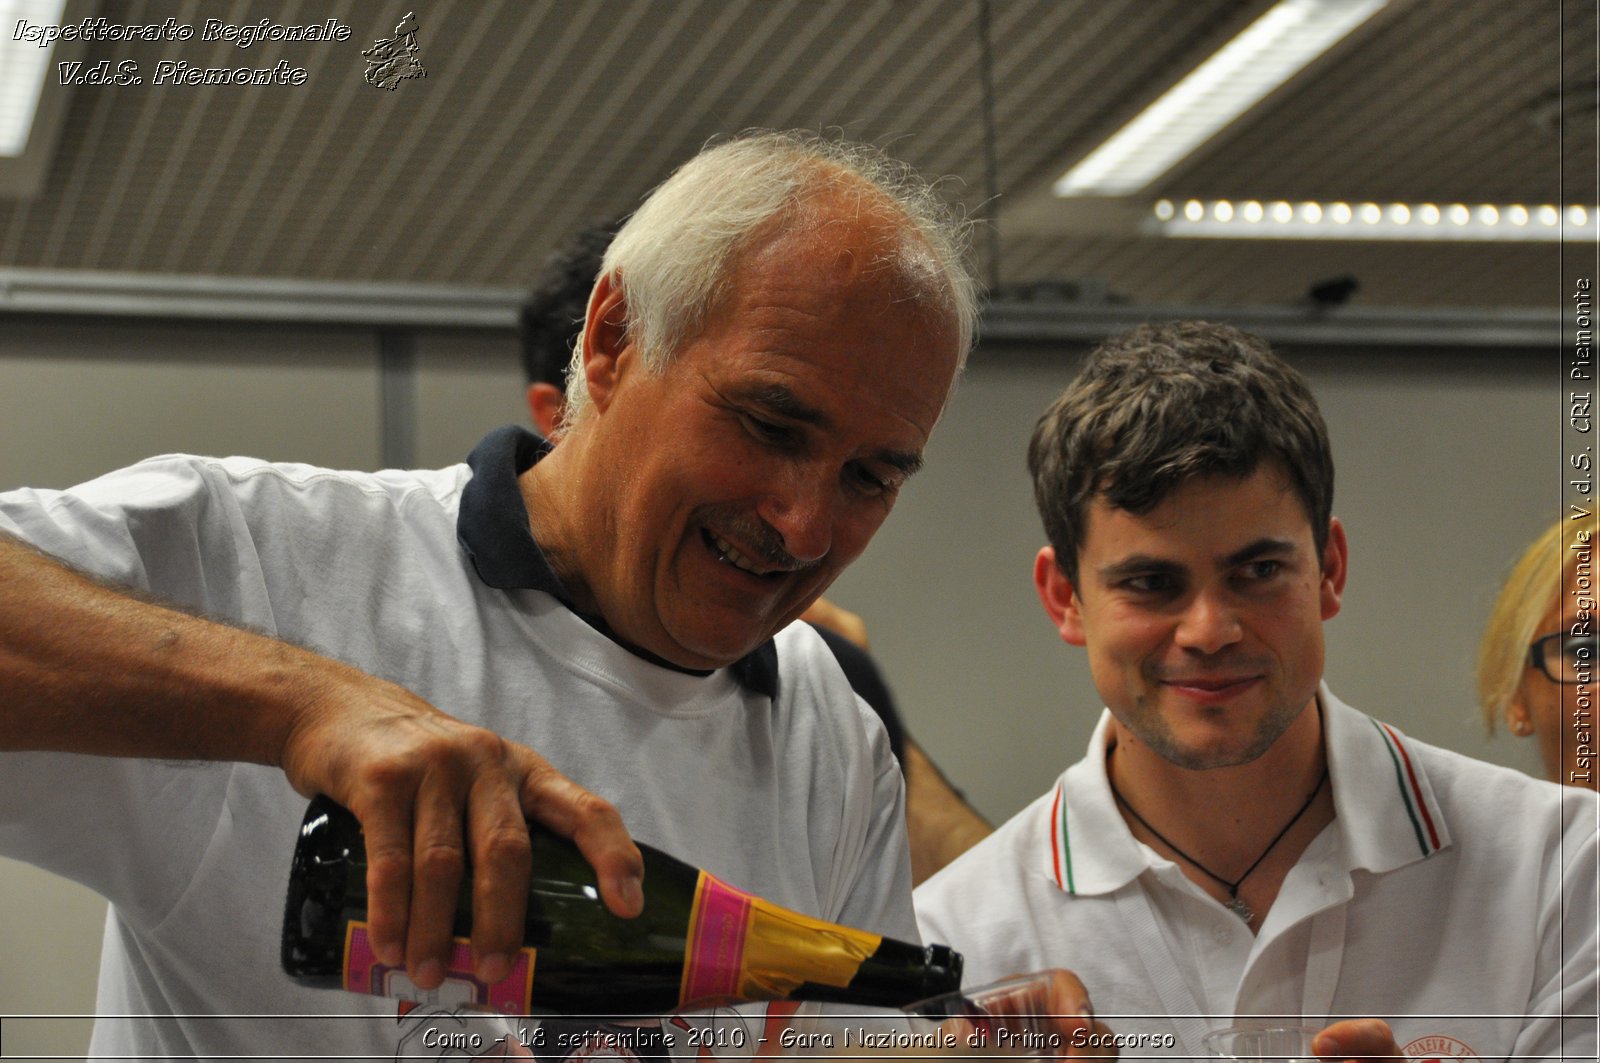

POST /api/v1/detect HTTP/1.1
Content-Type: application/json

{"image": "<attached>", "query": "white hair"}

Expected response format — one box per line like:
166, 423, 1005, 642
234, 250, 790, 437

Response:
561, 130, 977, 427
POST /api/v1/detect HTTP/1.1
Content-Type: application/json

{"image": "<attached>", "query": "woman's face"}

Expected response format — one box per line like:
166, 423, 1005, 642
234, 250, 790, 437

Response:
1511, 573, 1597, 790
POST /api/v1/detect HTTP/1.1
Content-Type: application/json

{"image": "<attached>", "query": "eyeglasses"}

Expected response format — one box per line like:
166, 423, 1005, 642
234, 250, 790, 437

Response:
1529, 631, 1598, 684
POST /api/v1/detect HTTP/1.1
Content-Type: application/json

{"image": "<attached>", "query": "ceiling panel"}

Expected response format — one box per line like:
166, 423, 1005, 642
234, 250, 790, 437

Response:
0, 0, 1592, 311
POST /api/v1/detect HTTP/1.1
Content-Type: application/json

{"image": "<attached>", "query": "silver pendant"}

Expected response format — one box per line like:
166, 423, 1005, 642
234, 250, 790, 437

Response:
1226, 895, 1254, 923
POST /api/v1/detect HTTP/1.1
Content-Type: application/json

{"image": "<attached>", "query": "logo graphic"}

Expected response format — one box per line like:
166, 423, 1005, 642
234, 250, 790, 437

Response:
363, 11, 426, 89
1402, 1034, 1482, 1063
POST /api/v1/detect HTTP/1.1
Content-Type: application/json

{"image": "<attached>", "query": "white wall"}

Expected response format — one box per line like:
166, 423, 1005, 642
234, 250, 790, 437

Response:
0, 318, 1555, 1056
0, 319, 381, 488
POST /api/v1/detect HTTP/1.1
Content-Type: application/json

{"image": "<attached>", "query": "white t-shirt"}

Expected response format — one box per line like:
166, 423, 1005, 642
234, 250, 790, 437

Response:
915, 688, 1598, 1062
0, 429, 916, 1060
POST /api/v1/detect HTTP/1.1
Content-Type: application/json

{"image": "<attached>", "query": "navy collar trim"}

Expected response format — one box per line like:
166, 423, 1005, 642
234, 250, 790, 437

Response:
456, 426, 779, 698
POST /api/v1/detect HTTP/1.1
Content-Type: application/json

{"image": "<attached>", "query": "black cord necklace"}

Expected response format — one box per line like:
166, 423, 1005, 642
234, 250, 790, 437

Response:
1107, 754, 1329, 925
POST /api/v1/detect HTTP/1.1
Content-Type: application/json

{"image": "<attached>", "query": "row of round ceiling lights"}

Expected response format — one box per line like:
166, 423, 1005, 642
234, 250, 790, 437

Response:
1153, 199, 1592, 228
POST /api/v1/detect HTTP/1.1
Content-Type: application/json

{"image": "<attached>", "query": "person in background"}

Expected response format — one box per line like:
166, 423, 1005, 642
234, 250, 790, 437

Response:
519, 220, 992, 884
914, 321, 1597, 1061
0, 131, 1050, 1059
1477, 514, 1597, 789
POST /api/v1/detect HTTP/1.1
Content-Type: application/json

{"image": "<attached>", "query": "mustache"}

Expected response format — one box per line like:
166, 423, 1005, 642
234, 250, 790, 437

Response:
699, 505, 822, 574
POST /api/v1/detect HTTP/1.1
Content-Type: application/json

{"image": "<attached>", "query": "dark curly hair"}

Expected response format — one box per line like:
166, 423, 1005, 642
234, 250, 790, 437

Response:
1028, 320, 1334, 582
517, 219, 622, 388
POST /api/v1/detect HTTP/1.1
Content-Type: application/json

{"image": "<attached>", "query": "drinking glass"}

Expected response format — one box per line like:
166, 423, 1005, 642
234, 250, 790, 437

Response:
1202, 1024, 1321, 1062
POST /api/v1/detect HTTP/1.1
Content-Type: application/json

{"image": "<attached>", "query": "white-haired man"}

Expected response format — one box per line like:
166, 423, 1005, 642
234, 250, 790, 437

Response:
0, 132, 1018, 1059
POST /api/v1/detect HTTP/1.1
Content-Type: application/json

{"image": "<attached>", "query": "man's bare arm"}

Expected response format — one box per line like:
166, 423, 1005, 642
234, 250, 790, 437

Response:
904, 740, 993, 885
0, 530, 643, 988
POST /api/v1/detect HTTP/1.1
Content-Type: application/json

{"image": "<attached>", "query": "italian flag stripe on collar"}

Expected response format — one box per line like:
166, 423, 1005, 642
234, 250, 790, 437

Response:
1050, 782, 1077, 894
1372, 718, 1442, 856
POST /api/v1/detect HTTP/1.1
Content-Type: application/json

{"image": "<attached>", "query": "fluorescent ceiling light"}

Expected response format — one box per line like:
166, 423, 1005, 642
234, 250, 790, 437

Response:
1151, 198, 1597, 242
1055, 0, 1389, 197
0, 0, 67, 157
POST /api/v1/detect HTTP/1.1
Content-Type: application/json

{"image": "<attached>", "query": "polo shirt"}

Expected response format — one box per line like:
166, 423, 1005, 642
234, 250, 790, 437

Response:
914, 687, 1598, 1061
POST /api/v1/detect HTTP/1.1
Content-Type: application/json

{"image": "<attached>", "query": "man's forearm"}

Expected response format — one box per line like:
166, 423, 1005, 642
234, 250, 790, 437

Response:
0, 529, 301, 763
904, 740, 993, 885
0, 527, 645, 990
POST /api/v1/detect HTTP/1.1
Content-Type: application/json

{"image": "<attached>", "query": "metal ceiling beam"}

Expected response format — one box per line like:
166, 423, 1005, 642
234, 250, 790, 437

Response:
0, 267, 1574, 348
0, 268, 520, 329
979, 299, 1575, 349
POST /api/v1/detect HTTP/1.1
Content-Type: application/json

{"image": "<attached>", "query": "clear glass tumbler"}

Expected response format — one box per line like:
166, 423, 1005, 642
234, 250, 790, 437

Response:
1202, 1024, 1321, 1062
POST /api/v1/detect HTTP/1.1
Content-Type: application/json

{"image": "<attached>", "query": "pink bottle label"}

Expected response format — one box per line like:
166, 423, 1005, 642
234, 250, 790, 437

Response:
343, 921, 535, 1013
678, 873, 753, 1007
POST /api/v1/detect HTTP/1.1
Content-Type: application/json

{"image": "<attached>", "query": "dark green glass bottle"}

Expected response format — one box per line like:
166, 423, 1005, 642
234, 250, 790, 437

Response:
281, 795, 962, 1015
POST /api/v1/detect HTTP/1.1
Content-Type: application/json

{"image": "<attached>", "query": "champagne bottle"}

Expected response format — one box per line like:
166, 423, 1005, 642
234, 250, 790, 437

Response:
281, 795, 961, 1015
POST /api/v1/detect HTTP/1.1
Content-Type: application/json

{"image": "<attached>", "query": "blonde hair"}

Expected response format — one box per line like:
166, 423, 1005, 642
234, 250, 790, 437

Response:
1477, 516, 1596, 732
